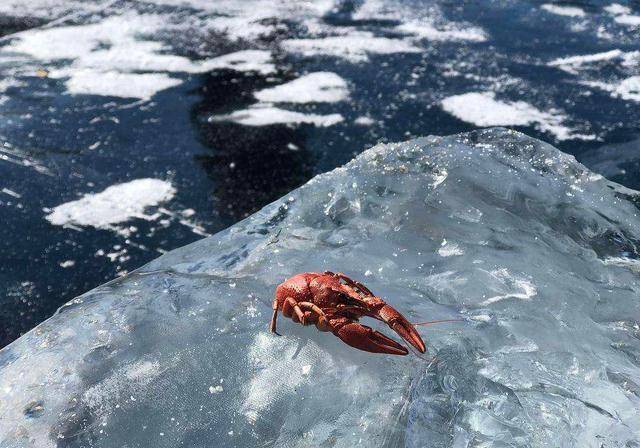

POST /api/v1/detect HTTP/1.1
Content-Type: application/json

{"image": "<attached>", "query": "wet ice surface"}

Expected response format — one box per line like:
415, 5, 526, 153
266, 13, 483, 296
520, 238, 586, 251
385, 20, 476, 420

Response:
2, 128, 640, 447
1, 0, 640, 345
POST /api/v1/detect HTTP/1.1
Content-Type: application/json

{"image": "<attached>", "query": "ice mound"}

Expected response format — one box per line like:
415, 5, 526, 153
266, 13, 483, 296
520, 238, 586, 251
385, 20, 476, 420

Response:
2, 128, 640, 447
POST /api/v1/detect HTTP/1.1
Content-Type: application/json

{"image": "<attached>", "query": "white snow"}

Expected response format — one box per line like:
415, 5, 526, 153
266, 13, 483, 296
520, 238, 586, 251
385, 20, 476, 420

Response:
604, 3, 640, 26
584, 76, 640, 102
204, 50, 276, 75
254, 72, 349, 104
604, 3, 631, 15
615, 76, 640, 101
61, 70, 183, 100
282, 32, 421, 63
1, 188, 21, 198
438, 240, 464, 257
210, 105, 343, 127
2, 12, 275, 98
354, 116, 376, 126
548, 49, 626, 74
396, 21, 487, 42
480, 269, 537, 306
441, 92, 594, 141
352, 0, 487, 42
0, 0, 109, 19
541, 4, 586, 17
46, 179, 176, 229
208, 385, 224, 394
613, 14, 640, 26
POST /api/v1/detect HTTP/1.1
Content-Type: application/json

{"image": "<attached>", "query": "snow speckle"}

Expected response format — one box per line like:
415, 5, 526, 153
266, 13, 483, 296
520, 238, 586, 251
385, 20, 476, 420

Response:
254, 72, 349, 104
59, 260, 76, 268
209, 385, 224, 394
210, 105, 343, 127
438, 240, 464, 257
354, 116, 376, 126
45, 179, 176, 230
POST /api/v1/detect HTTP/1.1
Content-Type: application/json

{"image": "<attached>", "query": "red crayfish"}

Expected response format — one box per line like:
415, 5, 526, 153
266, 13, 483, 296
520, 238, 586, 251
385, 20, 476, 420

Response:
270, 271, 427, 355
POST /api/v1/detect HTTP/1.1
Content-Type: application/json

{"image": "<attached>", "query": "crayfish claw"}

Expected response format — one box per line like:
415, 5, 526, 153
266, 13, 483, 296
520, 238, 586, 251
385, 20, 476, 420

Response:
334, 322, 409, 355
377, 305, 426, 353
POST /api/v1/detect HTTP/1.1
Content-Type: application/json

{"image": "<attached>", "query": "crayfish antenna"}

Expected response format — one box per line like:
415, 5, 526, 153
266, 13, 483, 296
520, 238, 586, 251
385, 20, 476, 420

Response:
412, 318, 464, 326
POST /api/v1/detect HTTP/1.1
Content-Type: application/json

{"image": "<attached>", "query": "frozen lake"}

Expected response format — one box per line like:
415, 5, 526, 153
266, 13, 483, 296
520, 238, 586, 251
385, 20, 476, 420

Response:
0, 0, 639, 345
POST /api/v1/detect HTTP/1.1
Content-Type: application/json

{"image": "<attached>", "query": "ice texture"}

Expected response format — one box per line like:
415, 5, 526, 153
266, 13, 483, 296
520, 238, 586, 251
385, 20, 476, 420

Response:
2, 128, 640, 447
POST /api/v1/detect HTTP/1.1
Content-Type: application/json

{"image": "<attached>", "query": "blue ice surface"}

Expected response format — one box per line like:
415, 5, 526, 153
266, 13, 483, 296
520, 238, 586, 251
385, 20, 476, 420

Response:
1, 128, 639, 447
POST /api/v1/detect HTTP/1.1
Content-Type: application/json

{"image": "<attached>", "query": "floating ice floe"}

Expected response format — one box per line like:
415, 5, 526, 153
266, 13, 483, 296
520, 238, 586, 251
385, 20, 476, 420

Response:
354, 116, 376, 126
353, 0, 488, 42
1, 12, 277, 99
204, 50, 276, 76
282, 32, 422, 63
395, 21, 487, 42
441, 91, 595, 141
63, 70, 182, 100
209, 105, 343, 127
45, 178, 176, 230
604, 3, 640, 26
584, 76, 640, 102
548, 49, 634, 74
254, 72, 349, 104
541, 4, 586, 18
548, 50, 640, 103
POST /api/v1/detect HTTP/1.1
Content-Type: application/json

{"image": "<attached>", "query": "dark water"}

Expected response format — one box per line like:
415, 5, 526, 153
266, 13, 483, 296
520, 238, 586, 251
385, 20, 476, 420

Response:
0, 0, 638, 346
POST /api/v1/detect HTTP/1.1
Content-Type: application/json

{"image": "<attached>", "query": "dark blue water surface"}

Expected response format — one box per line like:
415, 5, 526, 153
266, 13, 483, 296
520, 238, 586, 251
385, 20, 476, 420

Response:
0, 0, 638, 346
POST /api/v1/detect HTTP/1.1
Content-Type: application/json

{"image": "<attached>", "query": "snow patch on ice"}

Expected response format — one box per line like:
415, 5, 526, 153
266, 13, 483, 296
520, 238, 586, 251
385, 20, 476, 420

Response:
210, 105, 343, 127
480, 268, 537, 306
83, 360, 162, 417
438, 240, 464, 257
441, 91, 595, 141
242, 333, 327, 424
45, 178, 176, 230
602, 256, 640, 272
254, 72, 348, 104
